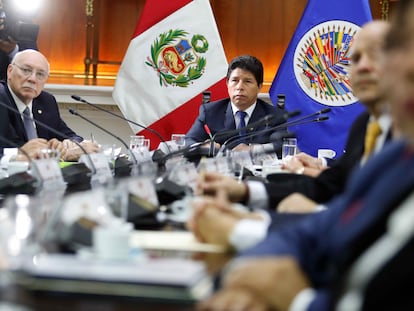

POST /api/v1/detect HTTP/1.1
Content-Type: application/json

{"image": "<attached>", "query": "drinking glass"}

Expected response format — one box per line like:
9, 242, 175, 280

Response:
282, 138, 297, 162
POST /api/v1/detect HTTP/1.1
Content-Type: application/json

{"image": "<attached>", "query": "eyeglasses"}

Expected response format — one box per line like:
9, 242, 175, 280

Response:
12, 63, 49, 82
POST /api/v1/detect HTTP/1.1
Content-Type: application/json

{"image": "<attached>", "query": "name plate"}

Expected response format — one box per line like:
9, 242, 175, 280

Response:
32, 159, 66, 190
79, 153, 113, 183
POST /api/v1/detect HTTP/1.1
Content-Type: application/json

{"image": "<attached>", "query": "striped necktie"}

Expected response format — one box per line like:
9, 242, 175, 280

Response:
23, 107, 38, 139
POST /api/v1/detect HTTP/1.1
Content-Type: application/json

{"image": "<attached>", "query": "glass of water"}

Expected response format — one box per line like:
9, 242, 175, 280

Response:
282, 138, 297, 163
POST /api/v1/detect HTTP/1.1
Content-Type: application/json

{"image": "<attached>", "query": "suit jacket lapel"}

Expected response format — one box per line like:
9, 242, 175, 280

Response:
3, 85, 28, 142
334, 142, 414, 267
224, 101, 235, 131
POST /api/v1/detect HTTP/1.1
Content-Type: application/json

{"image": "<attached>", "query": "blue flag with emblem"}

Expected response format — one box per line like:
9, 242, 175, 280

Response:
269, 0, 372, 157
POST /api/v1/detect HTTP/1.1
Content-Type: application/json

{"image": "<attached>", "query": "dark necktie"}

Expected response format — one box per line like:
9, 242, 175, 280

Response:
236, 110, 247, 143
23, 107, 38, 139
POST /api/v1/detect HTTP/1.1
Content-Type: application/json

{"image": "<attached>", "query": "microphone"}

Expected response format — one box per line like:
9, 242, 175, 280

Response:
0, 100, 96, 183
71, 95, 171, 153
209, 110, 300, 156
68, 108, 138, 169
219, 108, 329, 151
203, 123, 216, 157
217, 115, 330, 156
203, 124, 213, 140
212, 113, 284, 143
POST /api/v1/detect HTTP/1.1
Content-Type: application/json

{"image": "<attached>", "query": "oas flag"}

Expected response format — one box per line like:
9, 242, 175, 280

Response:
113, 0, 228, 149
269, 0, 372, 157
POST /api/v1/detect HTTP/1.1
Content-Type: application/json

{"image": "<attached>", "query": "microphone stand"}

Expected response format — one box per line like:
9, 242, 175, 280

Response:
71, 95, 171, 153
69, 108, 139, 174
0, 100, 97, 177
209, 110, 301, 157
214, 109, 329, 156
216, 116, 330, 157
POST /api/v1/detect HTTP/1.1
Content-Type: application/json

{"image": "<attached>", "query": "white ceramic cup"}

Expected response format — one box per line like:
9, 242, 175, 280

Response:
93, 223, 132, 261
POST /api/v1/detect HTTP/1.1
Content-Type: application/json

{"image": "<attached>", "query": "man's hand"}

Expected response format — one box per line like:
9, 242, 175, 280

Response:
60, 140, 100, 161
196, 171, 248, 203
198, 256, 311, 311
281, 152, 327, 177
197, 287, 269, 311
18, 138, 49, 160
232, 143, 250, 152
188, 190, 238, 249
277, 192, 318, 213
188, 189, 264, 250
48, 138, 65, 156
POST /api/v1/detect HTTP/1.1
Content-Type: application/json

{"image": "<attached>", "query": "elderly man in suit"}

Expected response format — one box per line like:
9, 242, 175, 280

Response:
196, 4, 414, 310
185, 55, 288, 156
1, 49, 99, 161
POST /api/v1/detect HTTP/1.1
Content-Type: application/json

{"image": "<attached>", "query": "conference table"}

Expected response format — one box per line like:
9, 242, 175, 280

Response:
0, 223, 233, 311
1, 289, 195, 311
0, 250, 233, 311
0, 146, 272, 310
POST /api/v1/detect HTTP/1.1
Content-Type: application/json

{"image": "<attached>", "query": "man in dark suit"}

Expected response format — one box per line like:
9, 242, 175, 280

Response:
196, 6, 414, 309
2, 49, 99, 161
194, 21, 393, 214
197, 141, 414, 311
185, 55, 288, 156
0, 99, 49, 159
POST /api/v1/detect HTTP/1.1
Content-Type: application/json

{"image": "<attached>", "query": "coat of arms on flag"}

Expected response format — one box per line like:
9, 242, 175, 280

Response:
146, 30, 208, 87
294, 21, 360, 107
269, 0, 372, 156
113, 0, 228, 149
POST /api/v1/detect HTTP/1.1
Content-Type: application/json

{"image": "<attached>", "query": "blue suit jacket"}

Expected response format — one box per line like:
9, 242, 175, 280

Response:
240, 140, 414, 310
185, 98, 288, 155
0, 82, 83, 145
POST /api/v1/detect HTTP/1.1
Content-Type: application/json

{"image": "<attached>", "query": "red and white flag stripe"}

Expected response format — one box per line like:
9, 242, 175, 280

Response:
113, 0, 228, 148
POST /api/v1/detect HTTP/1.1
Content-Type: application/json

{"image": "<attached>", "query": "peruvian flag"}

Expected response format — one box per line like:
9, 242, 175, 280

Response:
112, 0, 228, 149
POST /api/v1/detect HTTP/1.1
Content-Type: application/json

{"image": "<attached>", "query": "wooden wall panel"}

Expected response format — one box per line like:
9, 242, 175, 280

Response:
33, 0, 143, 74
210, 0, 307, 87
32, 0, 390, 88
34, 0, 86, 72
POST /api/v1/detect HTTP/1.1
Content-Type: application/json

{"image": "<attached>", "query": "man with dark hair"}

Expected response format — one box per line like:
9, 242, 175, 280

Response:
197, 11, 414, 311
185, 55, 288, 156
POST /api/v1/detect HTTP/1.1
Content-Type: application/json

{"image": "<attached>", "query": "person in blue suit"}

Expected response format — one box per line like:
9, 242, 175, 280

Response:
196, 4, 414, 309
185, 55, 288, 157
